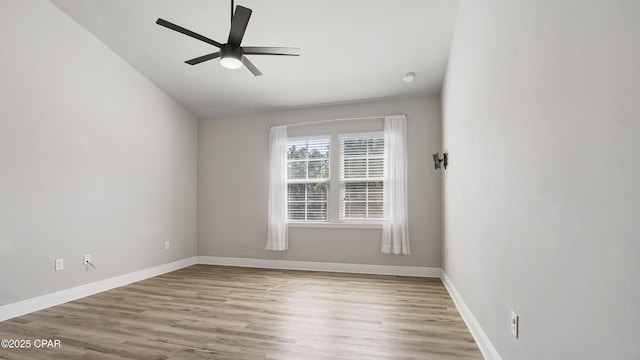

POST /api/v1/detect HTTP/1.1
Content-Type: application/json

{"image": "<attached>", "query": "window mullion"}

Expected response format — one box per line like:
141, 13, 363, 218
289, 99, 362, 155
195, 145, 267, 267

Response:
329, 134, 340, 223
305, 183, 308, 221
366, 141, 369, 219
365, 182, 369, 218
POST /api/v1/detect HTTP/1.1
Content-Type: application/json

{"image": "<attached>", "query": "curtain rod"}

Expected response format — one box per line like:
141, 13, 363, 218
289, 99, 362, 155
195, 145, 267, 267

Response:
269, 114, 405, 129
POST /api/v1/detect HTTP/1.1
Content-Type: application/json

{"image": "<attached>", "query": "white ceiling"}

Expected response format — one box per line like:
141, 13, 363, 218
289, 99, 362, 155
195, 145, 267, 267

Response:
49, 0, 460, 119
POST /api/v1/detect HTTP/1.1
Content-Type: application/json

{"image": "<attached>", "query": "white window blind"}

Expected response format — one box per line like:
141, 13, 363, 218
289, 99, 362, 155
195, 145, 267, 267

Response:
287, 137, 330, 221
339, 132, 384, 221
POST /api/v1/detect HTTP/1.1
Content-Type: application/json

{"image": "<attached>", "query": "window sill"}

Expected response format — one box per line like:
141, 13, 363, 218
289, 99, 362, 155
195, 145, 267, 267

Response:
288, 222, 382, 229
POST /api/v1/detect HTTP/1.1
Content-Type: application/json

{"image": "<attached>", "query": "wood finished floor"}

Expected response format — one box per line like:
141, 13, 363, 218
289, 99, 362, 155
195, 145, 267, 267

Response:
0, 265, 483, 360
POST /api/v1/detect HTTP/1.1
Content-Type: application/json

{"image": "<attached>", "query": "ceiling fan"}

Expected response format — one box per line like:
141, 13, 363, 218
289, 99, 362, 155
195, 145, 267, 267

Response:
156, 0, 300, 76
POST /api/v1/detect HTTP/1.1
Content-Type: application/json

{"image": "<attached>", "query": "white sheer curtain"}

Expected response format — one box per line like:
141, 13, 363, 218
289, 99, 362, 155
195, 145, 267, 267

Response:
382, 115, 410, 254
267, 125, 288, 251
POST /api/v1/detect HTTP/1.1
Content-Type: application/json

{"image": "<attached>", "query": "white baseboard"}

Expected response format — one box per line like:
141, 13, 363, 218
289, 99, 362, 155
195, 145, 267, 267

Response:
441, 271, 502, 360
198, 256, 441, 277
0, 257, 197, 322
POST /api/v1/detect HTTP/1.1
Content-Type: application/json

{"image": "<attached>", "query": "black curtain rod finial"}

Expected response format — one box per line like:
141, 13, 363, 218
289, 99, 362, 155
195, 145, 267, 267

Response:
433, 152, 448, 170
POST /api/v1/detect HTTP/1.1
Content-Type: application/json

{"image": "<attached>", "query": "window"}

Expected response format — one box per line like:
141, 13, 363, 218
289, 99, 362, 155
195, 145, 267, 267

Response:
284, 132, 386, 225
339, 132, 384, 221
287, 137, 330, 221
271, 116, 408, 251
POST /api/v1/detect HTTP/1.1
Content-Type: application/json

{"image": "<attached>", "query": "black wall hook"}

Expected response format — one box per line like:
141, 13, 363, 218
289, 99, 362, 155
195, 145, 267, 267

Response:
432, 152, 448, 170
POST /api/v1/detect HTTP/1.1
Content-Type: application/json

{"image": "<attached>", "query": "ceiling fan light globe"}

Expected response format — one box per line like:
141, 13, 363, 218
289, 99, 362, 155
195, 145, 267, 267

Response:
220, 56, 243, 69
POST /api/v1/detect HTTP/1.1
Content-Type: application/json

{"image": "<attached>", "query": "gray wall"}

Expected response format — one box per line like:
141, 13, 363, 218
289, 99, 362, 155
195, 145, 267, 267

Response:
0, 1, 198, 306
442, 0, 640, 359
199, 96, 441, 267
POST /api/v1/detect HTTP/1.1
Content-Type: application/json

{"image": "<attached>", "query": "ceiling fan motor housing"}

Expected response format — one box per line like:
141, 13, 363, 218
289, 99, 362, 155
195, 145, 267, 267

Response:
221, 44, 243, 60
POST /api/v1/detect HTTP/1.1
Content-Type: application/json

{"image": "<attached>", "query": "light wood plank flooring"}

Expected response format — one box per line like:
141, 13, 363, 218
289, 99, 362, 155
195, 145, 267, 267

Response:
0, 265, 482, 360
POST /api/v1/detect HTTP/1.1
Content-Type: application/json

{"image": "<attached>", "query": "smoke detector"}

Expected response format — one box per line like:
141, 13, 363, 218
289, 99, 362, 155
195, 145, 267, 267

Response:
403, 72, 415, 83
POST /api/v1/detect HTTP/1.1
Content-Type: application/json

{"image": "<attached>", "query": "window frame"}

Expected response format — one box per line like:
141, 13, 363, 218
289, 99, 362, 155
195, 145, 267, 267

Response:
286, 135, 331, 223
283, 132, 387, 228
338, 131, 385, 223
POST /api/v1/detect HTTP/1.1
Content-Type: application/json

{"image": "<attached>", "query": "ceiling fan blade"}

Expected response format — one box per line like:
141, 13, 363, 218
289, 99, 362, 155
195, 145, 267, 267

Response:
228, 6, 252, 47
241, 56, 263, 76
242, 47, 300, 56
156, 18, 222, 48
185, 52, 221, 65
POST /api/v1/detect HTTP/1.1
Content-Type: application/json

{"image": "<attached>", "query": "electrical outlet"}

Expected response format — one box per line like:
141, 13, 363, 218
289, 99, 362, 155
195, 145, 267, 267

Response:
55, 258, 64, 271
83, 254, 91, 266
511, 310, 519, 338
164, 241, 170, 250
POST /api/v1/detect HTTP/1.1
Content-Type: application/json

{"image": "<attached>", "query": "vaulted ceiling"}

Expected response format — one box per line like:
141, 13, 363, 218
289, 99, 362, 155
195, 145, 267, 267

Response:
50, 0, 460, 119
